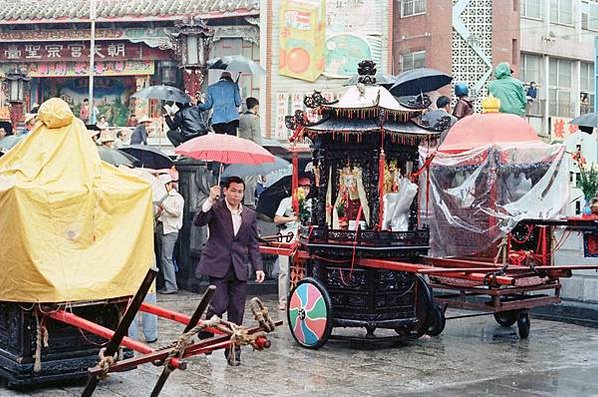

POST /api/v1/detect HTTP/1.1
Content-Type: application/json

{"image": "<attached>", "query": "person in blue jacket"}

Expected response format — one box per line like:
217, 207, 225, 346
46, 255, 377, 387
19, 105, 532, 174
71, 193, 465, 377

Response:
198, 71, 242, 135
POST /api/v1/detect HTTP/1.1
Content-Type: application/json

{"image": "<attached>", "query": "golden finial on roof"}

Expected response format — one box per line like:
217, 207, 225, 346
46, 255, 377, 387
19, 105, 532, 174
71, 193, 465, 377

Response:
481, 94, 500, 113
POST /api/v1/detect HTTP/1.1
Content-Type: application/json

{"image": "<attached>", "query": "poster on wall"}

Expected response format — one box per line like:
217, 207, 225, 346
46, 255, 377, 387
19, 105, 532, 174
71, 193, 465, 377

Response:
279, 0, 327, 82
278, 0, 384, 82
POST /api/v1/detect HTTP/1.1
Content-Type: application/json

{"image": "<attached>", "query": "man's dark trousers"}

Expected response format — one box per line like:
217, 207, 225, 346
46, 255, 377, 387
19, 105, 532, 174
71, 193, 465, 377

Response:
206, 265, 247, 326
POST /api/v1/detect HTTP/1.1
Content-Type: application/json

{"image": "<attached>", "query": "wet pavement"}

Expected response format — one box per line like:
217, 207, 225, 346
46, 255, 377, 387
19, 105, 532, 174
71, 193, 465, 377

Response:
3, 291, 598, 396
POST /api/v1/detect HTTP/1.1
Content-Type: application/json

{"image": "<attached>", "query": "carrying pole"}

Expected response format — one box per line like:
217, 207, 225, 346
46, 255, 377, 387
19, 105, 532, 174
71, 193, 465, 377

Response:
81, 268, 158, 397
149, 285, 217, 397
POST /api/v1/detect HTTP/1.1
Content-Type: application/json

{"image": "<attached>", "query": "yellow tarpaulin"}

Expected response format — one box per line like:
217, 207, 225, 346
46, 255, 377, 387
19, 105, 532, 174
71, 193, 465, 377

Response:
0, 98, 154, 302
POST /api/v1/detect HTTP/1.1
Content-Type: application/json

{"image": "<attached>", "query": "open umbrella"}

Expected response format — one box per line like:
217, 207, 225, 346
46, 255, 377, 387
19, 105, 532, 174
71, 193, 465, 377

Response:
175, 134, 275, 164
262, 138, 289, 156
131, 85, 191, 104
175, 134, 275, 184
256, 175, 292, 219
343, 72, 397, 87
98, 146, 140, 167
390, 68, 453, 96
221, 156, 290, 178
119, 145, 173, 169
207, 55, 266, 76
570, 112, 598, 134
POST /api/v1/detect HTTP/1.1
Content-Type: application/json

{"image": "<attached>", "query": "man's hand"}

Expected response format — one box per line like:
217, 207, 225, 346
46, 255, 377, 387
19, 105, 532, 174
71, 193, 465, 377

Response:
209, 185, 221, 202
255, 270, 265, 283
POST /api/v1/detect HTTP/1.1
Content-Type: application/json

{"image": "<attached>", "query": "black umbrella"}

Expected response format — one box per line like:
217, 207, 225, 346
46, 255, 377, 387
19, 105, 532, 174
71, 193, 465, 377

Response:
98, 147, 140, 167
343, 72, 397, 87
390, 68, 453, 96
131, 85, 191, 104
570, 112, 598, 134
262, 138, 289, 156
256, 175, 292, 219
119, 145, 173, 169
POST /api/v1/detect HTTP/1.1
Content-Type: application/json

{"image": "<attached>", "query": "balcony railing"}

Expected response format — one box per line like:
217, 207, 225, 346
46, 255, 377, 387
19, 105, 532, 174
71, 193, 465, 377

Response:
526, 99, 544, 117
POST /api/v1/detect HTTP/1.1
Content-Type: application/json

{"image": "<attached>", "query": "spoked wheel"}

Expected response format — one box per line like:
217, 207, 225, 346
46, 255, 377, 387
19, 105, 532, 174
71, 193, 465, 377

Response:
426, 305, 446, 337
494, 311, 518, 327
287, 277, 333, 349
517, 312, 531, 339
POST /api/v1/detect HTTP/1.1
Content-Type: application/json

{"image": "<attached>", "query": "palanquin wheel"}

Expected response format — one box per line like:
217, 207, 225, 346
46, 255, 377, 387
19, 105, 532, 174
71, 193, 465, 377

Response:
426, 304, 446, 336
287, 277, 333, 349
517, 312, 531, 339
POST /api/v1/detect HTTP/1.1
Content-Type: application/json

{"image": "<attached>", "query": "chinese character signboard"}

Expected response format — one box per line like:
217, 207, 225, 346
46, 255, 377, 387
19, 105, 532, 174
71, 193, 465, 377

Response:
550, 117, 579, 142
0, 42, 169, 62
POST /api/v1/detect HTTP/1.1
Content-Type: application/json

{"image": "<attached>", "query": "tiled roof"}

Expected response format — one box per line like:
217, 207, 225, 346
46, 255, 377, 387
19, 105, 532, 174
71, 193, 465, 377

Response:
0, 0, 259, 24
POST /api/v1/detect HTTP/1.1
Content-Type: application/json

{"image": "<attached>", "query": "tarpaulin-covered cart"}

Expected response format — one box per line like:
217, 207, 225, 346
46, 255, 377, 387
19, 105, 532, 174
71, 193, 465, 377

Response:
0, 99, 279, 394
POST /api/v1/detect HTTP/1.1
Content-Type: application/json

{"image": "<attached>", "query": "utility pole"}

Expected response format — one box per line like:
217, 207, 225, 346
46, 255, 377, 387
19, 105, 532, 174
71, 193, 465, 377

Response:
88, 0, 96, 124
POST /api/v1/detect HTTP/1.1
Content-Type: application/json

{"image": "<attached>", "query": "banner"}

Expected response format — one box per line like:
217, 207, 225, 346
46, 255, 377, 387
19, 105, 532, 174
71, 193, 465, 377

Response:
550, 117, 579, 142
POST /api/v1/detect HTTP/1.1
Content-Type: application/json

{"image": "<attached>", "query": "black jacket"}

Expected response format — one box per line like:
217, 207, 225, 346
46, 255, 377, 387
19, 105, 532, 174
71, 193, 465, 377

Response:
165, 106, 208, 138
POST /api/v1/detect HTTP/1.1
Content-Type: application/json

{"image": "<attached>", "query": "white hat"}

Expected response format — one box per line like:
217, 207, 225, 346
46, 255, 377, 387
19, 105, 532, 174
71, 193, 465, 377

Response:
138, 115, 152, 124
24, 113, 36, 124
158, 173, 173, 185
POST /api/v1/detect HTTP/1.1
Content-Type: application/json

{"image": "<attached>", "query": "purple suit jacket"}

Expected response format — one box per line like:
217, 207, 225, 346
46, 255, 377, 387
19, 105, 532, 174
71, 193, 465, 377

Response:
193, 200, 263, 281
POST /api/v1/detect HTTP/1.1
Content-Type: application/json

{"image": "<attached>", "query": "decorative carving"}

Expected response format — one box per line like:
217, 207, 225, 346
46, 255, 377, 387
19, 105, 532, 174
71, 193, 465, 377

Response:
304, 90, 338, 109
213, 25, 259, 46
357, 60, 377, 85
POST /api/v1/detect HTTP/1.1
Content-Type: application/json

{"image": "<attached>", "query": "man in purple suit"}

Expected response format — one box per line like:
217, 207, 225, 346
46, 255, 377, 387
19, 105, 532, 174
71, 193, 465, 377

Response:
193, 176, 265, 365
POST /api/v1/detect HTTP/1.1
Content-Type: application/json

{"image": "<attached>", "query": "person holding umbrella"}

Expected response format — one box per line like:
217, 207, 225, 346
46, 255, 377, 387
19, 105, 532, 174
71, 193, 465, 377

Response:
197, 71, 242, 135
193, 176, 265, 366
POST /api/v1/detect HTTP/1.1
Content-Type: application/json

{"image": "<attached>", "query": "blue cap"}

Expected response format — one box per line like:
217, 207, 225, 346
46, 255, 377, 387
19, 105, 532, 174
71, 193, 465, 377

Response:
455, 83, 469, 97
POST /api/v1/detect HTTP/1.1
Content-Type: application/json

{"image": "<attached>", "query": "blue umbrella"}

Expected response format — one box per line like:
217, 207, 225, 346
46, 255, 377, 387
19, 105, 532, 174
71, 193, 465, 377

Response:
221, 156, 290, 178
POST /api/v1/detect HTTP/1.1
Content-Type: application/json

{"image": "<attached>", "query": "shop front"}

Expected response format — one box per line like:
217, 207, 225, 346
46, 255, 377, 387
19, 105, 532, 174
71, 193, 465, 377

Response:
0, 40, 174, 126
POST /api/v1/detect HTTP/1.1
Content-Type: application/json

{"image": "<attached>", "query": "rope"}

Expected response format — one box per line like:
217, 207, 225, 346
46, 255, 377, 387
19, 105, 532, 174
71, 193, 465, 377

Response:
33, 312, 48, 373
250, 298, 275, 333
97, 348, 117, 380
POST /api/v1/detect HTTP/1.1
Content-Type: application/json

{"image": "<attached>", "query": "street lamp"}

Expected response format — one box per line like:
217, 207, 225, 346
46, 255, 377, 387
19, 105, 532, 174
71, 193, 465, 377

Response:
171, 16, 214, 99
4, 68, 30, 132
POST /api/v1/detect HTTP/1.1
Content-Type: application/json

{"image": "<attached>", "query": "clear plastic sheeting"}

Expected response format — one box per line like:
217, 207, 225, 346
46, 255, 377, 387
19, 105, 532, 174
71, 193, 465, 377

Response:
425, 142, 569, 258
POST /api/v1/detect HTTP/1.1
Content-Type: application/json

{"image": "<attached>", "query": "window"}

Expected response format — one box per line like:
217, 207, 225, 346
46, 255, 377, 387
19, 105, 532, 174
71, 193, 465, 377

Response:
521, 0, 543, 19
400, 51, 425, 72
581, 62, 595, 113
550, 0, 573, 25
582, 1, 598, 31
401, 0, 426, 17
548, 58, 573, 117
521, 53, 542, 84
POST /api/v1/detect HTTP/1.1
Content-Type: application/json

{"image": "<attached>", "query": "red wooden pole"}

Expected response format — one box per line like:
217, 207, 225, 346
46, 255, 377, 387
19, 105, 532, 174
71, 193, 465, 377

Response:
291, 148, 299, 214
359, 258, 515, 286
139, 303, 225, 336
41, 309, 153, 354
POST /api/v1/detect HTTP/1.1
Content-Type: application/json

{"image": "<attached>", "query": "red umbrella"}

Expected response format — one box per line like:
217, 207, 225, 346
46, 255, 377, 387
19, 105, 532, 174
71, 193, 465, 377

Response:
175, 134, 275, 164
439, 113, 541, 153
